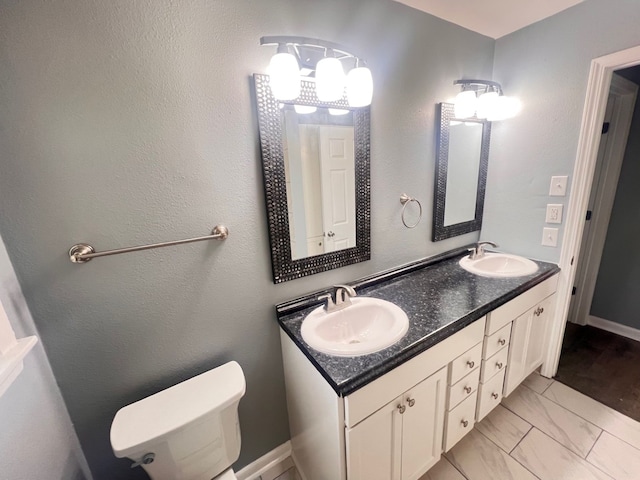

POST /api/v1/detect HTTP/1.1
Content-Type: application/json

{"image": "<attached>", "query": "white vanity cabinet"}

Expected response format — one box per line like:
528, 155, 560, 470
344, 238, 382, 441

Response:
280, 273, 559, 480
345, 367, 447, 480
482, 275, 558, 398
281, 317, 485, 480
503, 292, 556, 396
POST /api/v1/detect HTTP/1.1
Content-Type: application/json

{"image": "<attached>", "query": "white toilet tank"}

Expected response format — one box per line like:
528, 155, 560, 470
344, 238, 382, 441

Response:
110, 361, 246, 480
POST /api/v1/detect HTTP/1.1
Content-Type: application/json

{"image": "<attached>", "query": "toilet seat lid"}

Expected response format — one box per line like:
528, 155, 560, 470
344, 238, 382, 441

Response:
111, 361, 245, 457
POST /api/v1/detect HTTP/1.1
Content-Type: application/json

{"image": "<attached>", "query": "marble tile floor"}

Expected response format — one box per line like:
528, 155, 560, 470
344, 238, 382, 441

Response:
270, 372, 640, 480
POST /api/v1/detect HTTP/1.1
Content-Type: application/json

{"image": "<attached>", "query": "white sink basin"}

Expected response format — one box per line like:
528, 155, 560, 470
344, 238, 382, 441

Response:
301, 297, 409, 357
459, 252, 538, 278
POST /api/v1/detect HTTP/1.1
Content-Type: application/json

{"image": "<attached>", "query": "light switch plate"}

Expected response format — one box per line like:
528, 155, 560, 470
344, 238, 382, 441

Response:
546, 204, 563, 224
550, 176, 568, 196
542, 227, 559, 247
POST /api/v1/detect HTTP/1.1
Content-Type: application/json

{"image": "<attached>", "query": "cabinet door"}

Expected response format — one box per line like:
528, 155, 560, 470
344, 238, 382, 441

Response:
346, 396, 403, 480
525, 294, 554, 374
504, 314, 530, 397
401, 367, 447, 480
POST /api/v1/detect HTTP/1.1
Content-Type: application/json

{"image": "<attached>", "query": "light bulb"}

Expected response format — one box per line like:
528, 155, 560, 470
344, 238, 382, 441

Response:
487, 96, 522, 121
267, 50, 300, 101
316, 56, 345, 102
346, 66, 373, 107
476, 91, 499, 119
294, 105, 317, 114
328, 108, 349, 115
454, 91, 477, 119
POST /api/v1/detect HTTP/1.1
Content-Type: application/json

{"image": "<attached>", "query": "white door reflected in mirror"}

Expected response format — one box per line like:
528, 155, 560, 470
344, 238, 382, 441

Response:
282, 108, 356, 260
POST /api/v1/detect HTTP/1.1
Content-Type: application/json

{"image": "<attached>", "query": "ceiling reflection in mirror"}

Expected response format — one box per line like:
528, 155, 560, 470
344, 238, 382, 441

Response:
254, 74, 370, 283
433, 103, 491, 241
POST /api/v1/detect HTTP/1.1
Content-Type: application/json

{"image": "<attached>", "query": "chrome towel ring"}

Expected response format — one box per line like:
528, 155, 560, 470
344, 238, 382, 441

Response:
400, 194, 422, 229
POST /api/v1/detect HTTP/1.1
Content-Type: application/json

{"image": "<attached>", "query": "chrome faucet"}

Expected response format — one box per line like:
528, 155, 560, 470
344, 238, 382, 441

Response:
468, 241, 499, 260
318, 285, 357, 313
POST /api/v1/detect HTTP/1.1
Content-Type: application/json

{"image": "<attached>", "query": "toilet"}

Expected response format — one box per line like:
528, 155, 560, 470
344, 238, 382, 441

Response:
110, 361, 246, 480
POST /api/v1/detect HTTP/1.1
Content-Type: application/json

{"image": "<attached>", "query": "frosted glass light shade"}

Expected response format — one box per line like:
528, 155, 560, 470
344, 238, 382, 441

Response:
328, 108, 349, 115
454, 91, 477, 119
487, 96, 522, 121
294, 105, 317, 114
316, 57, 345, 102
346, 67, 373, 107
476, 91, 499, 119
268, 52, 300, 101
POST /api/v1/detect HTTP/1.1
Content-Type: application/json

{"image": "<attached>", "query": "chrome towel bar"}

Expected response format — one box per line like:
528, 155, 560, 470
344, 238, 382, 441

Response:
68, 225, 229, 264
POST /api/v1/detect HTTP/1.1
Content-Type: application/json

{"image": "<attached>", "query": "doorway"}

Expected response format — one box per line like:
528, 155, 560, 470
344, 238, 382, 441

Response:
544, 46, 640, 420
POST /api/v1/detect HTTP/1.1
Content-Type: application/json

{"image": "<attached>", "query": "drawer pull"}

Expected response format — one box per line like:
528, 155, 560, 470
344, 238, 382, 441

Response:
534, 306, 545, 316
407, 397, 416, 408
397, 404, 406, 414
467, 360, 475, 369
464, 386, 472, 394
498, 338, 506, 346
461, 419, 469, 428
496, 362, 504, 370
492, 392, 499, 400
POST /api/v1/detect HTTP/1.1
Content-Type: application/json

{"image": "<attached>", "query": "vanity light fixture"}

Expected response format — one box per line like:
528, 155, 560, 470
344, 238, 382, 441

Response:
260, 36, 373, 107
293, 105, 317, 114
453, 79, 521, 121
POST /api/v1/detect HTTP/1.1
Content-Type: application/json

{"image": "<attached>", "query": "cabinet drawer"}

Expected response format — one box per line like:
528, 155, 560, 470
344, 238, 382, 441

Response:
476, 369, 506, 421
480, 345, 508, 383
444, 391, 477, 451
448, 367, 480, 411
449, 342, 483, 385
483, 323, 512, 359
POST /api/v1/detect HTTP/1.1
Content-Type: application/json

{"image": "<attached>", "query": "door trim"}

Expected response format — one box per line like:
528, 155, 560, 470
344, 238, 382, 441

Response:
568, 74, 638, 326
542, 44, 640, 377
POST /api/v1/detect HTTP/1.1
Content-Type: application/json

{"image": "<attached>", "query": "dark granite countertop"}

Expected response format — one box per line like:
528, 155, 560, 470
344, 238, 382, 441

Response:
277, 252, 560, 396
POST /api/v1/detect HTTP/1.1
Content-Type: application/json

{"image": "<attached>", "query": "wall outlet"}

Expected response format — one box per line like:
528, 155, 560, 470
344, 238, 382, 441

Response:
542, 227, 559, 247
546, 204, 563, 224
549, 176, 568, 196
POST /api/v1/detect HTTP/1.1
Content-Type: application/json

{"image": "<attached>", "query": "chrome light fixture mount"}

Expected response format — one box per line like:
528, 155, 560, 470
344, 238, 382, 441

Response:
260, 35, 373, 107
453, 79, 520, 121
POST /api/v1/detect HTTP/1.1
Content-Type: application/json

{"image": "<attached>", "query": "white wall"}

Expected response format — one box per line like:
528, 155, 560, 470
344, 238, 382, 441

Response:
482, 0, 640, 262
0, 235, 91, 480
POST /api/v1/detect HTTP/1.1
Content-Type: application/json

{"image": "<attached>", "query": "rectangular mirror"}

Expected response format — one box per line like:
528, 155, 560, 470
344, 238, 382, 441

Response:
433, 102, 491, 241
254, 74, 370, 283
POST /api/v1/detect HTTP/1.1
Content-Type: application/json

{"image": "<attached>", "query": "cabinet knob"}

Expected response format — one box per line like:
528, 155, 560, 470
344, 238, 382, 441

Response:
397, 404, 406, 414
467, 360, 475, 369
406, 397, 416, 407
539, 307, 544, 314
496, 362, 504, 370
499, 338, 506, 346
492, 392, 499, 400
464, 386, 472, 394
461, 419, 469, 428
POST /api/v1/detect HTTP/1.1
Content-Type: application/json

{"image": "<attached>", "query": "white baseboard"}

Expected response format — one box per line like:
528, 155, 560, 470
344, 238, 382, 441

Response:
588, 315, 640, 342
236, 441, 292, 480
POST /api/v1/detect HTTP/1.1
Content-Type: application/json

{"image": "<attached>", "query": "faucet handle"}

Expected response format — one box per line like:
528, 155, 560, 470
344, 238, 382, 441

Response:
318, 293, 335, 312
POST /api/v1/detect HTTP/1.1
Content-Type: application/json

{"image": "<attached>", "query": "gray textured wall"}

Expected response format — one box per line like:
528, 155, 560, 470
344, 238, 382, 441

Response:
482, 0, 640, 262
590, 87, 640, 328
0, 236, 91, 480
0, 0, 494, 478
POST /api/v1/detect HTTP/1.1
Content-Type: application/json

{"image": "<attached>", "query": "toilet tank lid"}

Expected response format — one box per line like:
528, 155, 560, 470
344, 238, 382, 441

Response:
110, 361, 245, 457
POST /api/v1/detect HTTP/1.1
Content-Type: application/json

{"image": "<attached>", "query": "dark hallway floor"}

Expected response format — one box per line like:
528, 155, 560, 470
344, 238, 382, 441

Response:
556, 322, 640, 422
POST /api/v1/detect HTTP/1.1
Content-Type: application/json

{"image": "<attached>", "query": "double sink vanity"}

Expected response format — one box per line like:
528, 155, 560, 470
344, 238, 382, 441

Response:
277, 248, 559, 480
252, 47, 559, 480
